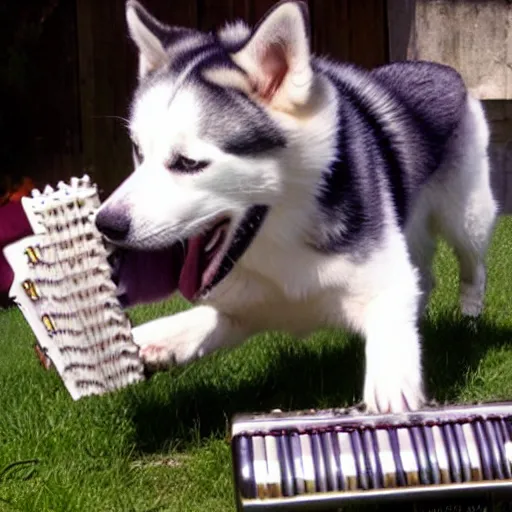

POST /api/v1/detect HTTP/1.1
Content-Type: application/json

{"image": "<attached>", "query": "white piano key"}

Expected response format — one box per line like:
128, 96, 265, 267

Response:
375, 429, 396, 488
299, 434, 316, 493
252, 436, 269, 499
432, 425, 451, 484
290, 433, 305, 495
397, 427, 420, 486
337, 431, 358, 490
264, 435, 282, 498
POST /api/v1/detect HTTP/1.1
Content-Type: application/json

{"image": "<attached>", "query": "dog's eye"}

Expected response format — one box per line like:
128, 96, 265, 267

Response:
132, 142, 143, 163
171, 155, 209, 173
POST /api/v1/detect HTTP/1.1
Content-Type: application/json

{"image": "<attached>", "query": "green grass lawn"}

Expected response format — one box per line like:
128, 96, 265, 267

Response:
1, 217, 512, 512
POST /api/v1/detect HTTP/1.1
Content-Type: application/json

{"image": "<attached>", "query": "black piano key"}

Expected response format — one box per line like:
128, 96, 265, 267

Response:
493, 420, 511, 480
337, 430, 358, 490
498, 419, 512, 479
311, 432, 327, 492
473, 421, 493, 480
370, 429, 384, 489
410, 426, 430, 485
299, 433, 316, 493
375, 428, 397, 488
453, 423, 471, 482
277, 434, 294, 497
332, 430, 346, 490
483, 420, 503, 480
361, 429, 379, 489
442, 423, 462, 483
396, 427, 420, 486
290, 433, 306, 494
389, 428, 407, 487
320, 431, 339, 491
234, 435, 257, 499
350, 430, 369, 489
462, 422, 483, 481
423, 426, 441, 484
504, 417, 512, 441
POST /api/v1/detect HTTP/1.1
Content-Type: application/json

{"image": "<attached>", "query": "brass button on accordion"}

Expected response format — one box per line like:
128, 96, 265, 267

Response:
230, 403, 512, 510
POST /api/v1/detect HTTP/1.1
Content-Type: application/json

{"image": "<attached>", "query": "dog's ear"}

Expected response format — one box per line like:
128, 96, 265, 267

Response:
126, 0, 189, 78
231, 0, 313, 112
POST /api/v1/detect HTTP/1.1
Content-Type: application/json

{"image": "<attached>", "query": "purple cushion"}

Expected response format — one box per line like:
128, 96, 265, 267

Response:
0, 201, 33, 296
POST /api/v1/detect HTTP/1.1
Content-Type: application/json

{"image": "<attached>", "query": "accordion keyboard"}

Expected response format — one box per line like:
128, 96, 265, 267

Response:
3, 176, 144, 400
231, 403, 512, 510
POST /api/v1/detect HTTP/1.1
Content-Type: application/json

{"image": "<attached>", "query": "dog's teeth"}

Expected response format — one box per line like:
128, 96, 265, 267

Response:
205, 227, 223, 253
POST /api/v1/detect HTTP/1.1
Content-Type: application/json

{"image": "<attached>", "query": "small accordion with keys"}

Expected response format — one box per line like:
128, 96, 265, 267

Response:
230, 402, 512, 510
3, 176, 144, 400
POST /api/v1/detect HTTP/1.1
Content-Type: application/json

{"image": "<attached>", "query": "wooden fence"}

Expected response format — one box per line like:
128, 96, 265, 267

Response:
10, 0, 388, 198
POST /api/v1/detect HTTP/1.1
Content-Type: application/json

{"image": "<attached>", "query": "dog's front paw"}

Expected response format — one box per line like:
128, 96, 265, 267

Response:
363, 366, 425, 414
130, 306, 230, 372
136, 340, 192, 371
132, 321, 202, 372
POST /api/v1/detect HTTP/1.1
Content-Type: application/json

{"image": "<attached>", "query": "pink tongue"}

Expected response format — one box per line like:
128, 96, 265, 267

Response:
114, 244, 184, 307
113, 233, 214, 307
178, 235, 205, 301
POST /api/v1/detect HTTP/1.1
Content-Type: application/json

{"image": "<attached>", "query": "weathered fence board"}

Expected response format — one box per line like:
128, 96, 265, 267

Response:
73, 0, 387, 197
388, 0, 512, 100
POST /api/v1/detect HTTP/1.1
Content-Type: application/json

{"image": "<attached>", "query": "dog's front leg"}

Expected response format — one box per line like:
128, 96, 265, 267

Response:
342, 256, 426, 414
132, 305, 247, 370
358, 286, 426, 414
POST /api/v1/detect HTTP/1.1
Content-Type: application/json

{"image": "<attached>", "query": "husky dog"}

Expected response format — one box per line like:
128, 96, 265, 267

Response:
95, 0, 497, 413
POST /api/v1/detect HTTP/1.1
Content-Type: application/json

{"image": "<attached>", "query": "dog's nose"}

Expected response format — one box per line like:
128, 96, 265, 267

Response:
95, 207, 131, 241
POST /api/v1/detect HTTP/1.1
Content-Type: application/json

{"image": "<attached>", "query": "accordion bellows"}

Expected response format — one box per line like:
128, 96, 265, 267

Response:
3, 176, 144, 400
231, 402, 512, 510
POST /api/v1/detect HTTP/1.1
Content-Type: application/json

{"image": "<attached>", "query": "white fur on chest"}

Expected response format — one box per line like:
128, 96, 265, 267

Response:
203, 216, 414, 339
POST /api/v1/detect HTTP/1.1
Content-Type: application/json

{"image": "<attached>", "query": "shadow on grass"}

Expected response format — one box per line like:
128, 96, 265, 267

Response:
423, 314, 512, 402
126, 314, 512, 454
126, 332, 365, 453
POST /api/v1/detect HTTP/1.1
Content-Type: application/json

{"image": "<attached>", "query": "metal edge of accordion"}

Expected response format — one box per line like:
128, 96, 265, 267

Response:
230, 402, 512, 511
231, 402, 512, 437
235, 480, 512, 510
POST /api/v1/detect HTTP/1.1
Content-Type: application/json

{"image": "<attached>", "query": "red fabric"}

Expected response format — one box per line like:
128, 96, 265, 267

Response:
0, 201, 33, 296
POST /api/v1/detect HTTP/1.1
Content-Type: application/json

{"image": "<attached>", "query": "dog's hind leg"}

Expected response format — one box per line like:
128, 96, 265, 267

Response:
405, 200, 438, 318
433, 97, 498, 317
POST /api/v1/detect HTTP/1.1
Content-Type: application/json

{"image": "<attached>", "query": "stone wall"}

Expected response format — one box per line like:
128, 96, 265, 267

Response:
485, 101, 512, 214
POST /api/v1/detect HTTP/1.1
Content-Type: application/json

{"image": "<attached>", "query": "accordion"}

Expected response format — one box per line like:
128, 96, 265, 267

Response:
231, 402, 512, 510
3, 176, 144, 400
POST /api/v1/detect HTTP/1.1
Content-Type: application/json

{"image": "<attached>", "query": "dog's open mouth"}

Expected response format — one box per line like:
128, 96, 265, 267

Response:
110, 206, 269, 308
178, 218, 230, 301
